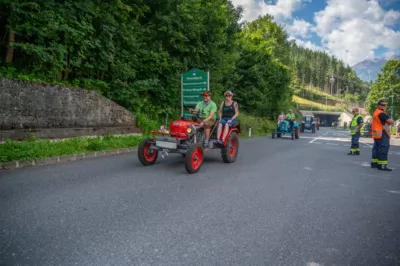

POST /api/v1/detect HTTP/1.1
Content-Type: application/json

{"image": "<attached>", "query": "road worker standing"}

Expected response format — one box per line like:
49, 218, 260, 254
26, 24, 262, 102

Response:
371, 99, 394, 171
348, 108, 364, 155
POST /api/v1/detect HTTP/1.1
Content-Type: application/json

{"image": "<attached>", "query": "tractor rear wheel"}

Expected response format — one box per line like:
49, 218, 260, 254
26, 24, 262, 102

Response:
138, 138, 158, 166
272, 129, 276, 139
222, 132, 239, 163
184, 144, 204, 174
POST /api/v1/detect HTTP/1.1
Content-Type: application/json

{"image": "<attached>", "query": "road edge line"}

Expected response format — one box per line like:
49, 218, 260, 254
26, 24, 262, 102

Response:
0, 147, 139, 171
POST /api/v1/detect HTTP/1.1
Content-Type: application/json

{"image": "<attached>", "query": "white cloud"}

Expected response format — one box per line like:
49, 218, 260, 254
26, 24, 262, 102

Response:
286, 19, 313, 38
313, 0, 400, 66
231, 0, 310, 24
288, 36, 323, 51
231, 0, 318, 51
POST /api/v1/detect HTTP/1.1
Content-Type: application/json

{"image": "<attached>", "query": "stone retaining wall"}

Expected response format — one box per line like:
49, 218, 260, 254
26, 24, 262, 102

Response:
0, 78, 141, 141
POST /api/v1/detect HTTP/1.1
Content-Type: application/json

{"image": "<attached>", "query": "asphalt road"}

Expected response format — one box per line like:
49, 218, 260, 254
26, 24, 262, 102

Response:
1, 128, 400, 266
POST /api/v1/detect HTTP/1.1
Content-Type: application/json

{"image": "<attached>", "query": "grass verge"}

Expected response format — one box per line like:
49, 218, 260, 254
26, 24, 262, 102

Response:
0, 135, 145, 163
237, 113, 276, 138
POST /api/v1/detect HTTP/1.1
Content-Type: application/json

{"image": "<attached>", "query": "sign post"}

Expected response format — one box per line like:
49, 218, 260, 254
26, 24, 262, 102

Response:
181, 68, 209, 118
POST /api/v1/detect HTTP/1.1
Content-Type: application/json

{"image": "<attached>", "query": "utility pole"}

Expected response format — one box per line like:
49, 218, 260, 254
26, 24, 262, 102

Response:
330, 75, 335, 96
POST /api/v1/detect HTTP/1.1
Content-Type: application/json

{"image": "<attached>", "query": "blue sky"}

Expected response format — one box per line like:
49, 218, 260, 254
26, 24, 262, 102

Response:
231, 0, 400, 66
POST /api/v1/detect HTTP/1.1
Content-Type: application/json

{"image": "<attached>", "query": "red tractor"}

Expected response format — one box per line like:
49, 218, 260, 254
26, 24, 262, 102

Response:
137, 113, 240, 174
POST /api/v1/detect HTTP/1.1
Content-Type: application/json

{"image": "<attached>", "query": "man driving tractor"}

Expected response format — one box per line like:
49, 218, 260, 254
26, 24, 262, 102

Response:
188, 90, 217, 147
286, 109, 295, 129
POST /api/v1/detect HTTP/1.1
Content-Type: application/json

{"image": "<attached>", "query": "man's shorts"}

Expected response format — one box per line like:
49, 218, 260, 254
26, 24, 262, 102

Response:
195, 117, 216, 129
397, 127, 400, 133
219, 117, 237, 126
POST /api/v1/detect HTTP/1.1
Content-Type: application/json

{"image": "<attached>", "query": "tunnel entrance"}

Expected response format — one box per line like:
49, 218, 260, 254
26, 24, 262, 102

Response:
315, 114, 341, 127
299, 110, 343, 127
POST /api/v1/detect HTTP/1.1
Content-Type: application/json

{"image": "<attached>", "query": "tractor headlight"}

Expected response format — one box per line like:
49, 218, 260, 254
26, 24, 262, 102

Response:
187, 125, 196, 135
159, 125, 169, 134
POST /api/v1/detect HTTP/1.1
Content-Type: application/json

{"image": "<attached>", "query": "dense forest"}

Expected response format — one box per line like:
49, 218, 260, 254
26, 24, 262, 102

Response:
0, 0, 369, 126
290, 43, 370, 103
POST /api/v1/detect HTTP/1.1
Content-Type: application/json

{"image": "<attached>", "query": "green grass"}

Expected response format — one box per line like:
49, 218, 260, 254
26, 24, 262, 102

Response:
300, 86, 343, 102
0, 135, 145, 163
293, 95, 344, 111
237, 113, 277, 137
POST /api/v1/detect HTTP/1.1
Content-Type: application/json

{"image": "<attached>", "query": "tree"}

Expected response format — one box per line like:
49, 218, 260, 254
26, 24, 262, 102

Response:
366, 60, 400, 118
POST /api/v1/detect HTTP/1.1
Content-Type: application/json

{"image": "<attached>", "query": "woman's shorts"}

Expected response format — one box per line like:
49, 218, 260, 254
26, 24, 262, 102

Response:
219, 117, 237, 126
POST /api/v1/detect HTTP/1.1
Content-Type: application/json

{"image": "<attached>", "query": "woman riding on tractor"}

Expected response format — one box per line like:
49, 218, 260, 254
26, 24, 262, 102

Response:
217, 90, 239, 144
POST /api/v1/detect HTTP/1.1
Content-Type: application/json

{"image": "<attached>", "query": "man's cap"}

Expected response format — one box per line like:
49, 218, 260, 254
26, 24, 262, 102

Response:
352, 108, 359, 112
377, 98, 388, 105
224, 90, 233, 96
201, 90, 211, 96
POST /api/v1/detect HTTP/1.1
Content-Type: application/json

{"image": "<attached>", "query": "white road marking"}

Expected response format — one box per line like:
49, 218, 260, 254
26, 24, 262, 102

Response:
308, 131, 329, 144
307, 262, 324, 266
309, 137, 321, 144
387, 190, 400, 194
304, 167, 313, 171
360, 140, 373, 148
361, 162, 371, 167
340, 184, 354, 188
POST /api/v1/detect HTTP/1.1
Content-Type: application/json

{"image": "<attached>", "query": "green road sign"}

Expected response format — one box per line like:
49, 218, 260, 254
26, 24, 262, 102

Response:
181, 68, 209, 117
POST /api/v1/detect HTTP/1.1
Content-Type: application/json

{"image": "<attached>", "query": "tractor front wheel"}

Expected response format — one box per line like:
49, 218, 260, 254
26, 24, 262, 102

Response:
138, 138, 158, 166
221, 132, 239, 163
184, 144, 204, 174
295, 127, 299, 139
272, 129, 276, 139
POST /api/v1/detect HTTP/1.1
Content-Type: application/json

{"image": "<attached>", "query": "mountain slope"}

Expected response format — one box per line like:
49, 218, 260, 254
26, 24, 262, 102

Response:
352, 55, 400, 82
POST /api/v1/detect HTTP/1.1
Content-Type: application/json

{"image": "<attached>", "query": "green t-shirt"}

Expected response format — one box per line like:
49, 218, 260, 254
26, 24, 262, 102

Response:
286, 113, 295, 120
196, 100, 217, 119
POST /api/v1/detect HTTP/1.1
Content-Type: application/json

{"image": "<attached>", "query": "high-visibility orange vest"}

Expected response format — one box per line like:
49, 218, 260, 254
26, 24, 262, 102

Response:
371, 109, 391, 139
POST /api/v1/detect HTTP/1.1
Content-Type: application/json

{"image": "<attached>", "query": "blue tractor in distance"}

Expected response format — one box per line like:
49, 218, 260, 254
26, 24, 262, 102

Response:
300, 115, 316, 133
272, 119, 300, 140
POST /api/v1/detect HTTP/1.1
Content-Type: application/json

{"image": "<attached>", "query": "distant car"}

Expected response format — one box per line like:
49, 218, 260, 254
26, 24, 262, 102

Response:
361, 123, 372, 137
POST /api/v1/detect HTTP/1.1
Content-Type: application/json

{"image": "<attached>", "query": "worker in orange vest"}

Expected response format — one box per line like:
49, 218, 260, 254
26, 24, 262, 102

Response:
371, 99, 394, 171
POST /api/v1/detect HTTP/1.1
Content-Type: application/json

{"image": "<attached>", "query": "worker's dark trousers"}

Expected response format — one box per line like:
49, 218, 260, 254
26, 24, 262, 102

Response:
372, 133, 390, 165
288, 120, 294, 130
350, 131, 360, 153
